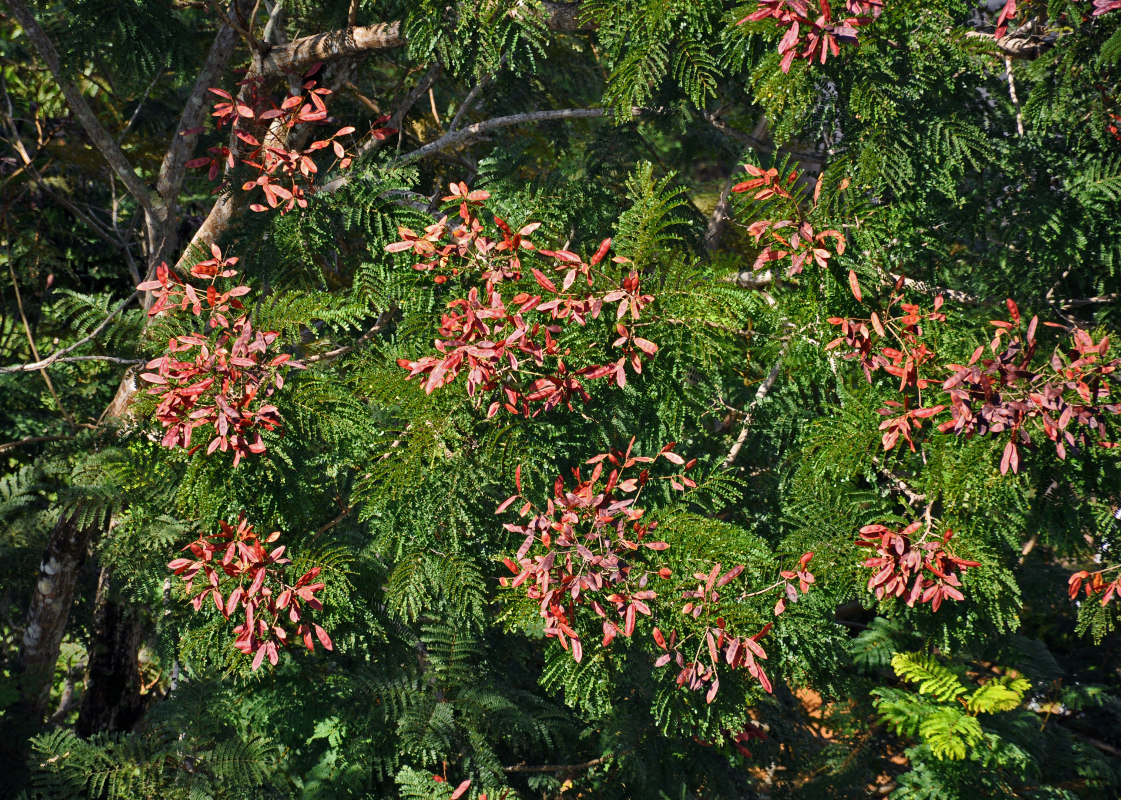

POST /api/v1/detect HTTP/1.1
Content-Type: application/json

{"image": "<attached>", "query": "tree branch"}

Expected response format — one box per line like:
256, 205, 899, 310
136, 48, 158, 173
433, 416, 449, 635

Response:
0, 293, 137, 374
304, 306, 395, 363
156, 3, 244, 205
723, 336, 791, 468
4, 0, 157, 217
503, 753, 617, 773
251, 4, 596, 81
395, 106, 641, 165
252, 21, 405, 80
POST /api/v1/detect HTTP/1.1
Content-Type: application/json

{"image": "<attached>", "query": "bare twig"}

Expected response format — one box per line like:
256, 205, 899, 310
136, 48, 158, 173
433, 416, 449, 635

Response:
156, 2, 244, 208
4, 0, 157, 217
872, 457, 928, 507
703, 110, 825, 164
448, 63, 503, 133
0, 434, 73, 454
503, 753, 618, 773
0, 293, 137, 374
394, 106, 642, 166
305, 306, 396, 363
723, 336, 791, 468
704, 169, 737, 252
1004, 56, 1024, 136
6, 260, 75, 427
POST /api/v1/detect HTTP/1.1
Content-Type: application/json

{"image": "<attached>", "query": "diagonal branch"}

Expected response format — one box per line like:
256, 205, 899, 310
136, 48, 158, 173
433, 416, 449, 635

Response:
157, 3, 245, 205
4, 0, 157, 217
723, 336, 792, 468
0, 293, 138, 374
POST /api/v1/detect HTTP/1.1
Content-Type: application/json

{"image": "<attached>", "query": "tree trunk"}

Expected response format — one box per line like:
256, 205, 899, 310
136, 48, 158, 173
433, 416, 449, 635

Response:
75, 568, 144, 736
16, 509, 97, 719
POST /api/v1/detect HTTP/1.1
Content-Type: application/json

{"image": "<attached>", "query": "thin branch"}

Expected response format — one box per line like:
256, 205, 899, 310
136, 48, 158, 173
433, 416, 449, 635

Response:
4, 0, 157, 217
723, 336, 791, 468
503, 753, 617, 774
0, 293, 137, 374
448, 63, 503, 133
704, 110, 825, 164
262, 0, 286, 43
0, 434, 73, 454
1060, 293, 1119, 309
394, 106, 641, 166
0, 79, 128, 250
6, 259, 75, 427
872, 458, 927, 506
883, 271, 980, 306
314, 505, 352, 538
304, 306, 395, 363
704, 169, 737, 252
1004, 56, 1024, 136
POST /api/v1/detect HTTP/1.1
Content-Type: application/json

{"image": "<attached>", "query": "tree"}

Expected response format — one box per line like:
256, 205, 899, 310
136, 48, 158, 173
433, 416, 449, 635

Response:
1, 0, 1120, 797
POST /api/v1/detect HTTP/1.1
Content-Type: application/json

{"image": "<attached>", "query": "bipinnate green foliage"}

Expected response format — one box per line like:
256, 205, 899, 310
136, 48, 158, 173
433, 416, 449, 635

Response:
2, 0, 1121, 798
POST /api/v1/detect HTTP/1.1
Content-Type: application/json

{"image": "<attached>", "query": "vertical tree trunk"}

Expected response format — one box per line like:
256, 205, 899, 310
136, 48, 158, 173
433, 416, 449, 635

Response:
76, 568, 144, 736
16, 510, 96, 719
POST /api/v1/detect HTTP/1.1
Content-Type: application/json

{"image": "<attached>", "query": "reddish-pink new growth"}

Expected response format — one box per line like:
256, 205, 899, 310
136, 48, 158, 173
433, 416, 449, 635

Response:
732, 165, 846, 276
498, 441, 815, 700
828, 289, 1121, 473
168, 514, 331, 670
856, 523, 979, 611
739, 0, 882, 72
137, 251, 303, 465
187, 64, 393, 212
389, 183, 658, 417
1068, 565, 1121, 607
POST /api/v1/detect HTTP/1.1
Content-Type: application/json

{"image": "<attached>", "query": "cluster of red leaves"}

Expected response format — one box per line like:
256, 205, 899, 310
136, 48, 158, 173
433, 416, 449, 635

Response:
827, 288, 1120, 473
498, 440, 816, 700
739, 0, 883, 72
662, 568, 776, 700
937, 303, 1120, 473
498, 441, 689, 663
137, 248, 303, 465
652, 550, 814, 702
733, 165, 846, 277
857, 523, 980, 611
827, 281, 949, 451
187, 63, 393, 212
390, 183, 658, 417
168, 514, 331, 670
1068, 565, 1121, 607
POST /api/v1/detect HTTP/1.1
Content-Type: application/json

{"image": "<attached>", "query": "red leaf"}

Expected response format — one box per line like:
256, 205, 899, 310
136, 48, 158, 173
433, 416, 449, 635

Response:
848, 270, 862, 302
590, 238, 612, 265
450, 780, 471, 800
531, 268, 558, 293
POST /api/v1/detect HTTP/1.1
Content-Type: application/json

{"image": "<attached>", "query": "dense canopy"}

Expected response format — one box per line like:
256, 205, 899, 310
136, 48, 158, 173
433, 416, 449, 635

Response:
1, 0, 1121, 798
